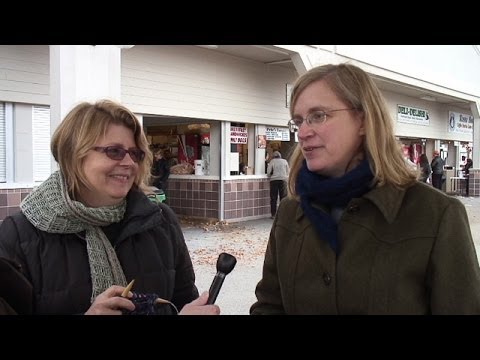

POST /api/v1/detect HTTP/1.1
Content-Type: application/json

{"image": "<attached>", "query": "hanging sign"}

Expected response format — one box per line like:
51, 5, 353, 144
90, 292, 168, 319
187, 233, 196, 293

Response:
230, 126, 248, 144
266, 127, 290, 141
397, 105, 429, 125
448, 111, 473, 134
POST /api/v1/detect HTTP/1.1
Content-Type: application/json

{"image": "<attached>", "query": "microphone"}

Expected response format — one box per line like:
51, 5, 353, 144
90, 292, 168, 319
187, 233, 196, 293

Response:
206, 252, 237, 304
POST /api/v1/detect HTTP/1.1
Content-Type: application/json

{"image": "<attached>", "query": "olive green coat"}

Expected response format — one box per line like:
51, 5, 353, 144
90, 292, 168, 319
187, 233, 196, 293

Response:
251, 182, 480, 314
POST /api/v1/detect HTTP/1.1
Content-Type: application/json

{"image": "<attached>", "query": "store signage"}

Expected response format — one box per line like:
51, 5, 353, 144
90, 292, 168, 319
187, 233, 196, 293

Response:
230, 126, 248, 144
448, 111, 473, 134
397, 105, 429, 125
266, 127, 290, 141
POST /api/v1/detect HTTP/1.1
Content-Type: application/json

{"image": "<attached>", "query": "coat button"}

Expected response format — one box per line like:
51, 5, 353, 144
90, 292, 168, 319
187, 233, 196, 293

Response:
323, 272, 332, 286
347, 204, 360, 213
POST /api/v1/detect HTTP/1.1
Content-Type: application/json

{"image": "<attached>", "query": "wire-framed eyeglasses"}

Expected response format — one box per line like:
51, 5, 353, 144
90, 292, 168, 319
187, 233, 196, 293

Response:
287, 108, 355, 132
93, 146, 145, 163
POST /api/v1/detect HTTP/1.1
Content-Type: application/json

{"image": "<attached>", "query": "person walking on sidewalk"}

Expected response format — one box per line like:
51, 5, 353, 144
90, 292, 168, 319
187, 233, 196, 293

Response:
267, 151, 289, 219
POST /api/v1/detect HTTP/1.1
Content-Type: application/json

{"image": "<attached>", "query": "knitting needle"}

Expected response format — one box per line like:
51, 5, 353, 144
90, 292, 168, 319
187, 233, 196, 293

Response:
155, 297, 170, 305
121, 279, 135, 298
155, 297, 179, 314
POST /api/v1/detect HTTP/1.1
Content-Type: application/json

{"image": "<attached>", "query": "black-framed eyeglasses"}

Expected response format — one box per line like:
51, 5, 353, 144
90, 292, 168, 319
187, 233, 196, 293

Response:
287, 108, 355, 132
93, 146, 145, 163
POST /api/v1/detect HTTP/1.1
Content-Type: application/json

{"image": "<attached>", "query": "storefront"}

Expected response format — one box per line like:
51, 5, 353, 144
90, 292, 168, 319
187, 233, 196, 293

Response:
1, 45, 480, 224
144, 117, 297, 221
395, 103, 476, 194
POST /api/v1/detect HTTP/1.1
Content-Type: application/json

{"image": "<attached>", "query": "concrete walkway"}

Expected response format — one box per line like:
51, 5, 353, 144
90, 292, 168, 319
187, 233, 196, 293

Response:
182, 218, 270, 315
457, 196, 480, 255
182, 195, 480, 315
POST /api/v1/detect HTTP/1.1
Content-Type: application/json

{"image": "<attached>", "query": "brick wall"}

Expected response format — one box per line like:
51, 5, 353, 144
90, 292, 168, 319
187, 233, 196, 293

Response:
167, 178, 271, 222
469, 169, 480, 197
0, 179, 273, 225
0, 188, 33, 224
167, 178, 220, 219
223, 179, 270, 220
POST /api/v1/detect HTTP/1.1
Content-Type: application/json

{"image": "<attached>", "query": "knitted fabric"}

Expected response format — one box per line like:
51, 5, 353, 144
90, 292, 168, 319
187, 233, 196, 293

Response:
20, 170, 127, 302
122, 292, 178, 315
296, 159, 374, 254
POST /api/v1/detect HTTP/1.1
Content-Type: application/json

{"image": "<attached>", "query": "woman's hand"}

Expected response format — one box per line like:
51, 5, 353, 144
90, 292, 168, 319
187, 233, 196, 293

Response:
179, 291, 220, 315
85, 285, 135, 315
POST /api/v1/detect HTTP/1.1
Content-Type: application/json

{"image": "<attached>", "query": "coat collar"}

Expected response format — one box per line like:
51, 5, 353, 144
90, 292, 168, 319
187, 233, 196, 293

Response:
363, 184, 407, 224
106, 189, 163, 244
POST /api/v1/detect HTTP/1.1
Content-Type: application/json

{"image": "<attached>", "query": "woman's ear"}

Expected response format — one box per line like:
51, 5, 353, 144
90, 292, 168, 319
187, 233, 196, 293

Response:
357, 111, 366, 136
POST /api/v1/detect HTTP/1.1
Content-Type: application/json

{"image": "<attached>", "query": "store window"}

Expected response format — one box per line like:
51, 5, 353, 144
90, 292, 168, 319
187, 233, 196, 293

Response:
458, 141, 472, 173
146, 123, 211, 175
32, 105, 51, 182
0, 102, 5, 182
265, 126, 296, 173
230, 122, 248, 175
400, 137, 423, 165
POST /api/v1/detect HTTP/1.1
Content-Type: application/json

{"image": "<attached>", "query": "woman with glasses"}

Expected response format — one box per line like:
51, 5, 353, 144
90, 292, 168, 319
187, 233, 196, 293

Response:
0, 99, 220, 315
251, 63, 480, 314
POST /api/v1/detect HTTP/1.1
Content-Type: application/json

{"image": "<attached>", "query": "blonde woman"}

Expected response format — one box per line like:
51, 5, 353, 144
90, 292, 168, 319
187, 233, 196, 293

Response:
0, 100, 219, 315
251, 63, 480, 314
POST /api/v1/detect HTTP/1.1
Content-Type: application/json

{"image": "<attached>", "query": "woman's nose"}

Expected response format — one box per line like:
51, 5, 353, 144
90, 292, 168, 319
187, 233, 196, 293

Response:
119, 153, 136, 165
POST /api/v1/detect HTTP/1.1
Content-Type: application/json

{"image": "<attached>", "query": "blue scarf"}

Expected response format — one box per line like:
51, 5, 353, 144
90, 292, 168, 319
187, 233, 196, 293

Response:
296, 159, 374, 254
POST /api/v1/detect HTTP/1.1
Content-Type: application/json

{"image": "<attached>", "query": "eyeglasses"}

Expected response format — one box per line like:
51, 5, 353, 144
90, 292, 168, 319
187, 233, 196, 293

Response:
288, 108, 355, 132
93, 146, 145, 163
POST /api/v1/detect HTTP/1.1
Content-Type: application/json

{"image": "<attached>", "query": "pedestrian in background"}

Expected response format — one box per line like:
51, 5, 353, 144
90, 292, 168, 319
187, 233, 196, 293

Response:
251, 63, 480, 315
267, 151, 289, 219
464, 158, 473, 196
431, 150, 444, 190
151, 148, 170, 196
418, 153, 431, 183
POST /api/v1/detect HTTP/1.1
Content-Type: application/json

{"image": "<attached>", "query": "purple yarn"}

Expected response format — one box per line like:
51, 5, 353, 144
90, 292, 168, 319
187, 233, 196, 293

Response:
123, 292, 162, 315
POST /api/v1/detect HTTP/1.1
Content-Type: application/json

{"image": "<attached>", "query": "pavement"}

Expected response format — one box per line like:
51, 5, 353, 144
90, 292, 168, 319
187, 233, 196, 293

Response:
182, 218, 271, 315
181, 195, 480, 315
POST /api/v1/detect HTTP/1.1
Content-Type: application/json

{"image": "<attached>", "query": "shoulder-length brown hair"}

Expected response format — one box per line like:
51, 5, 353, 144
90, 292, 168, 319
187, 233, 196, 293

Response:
288, 63, 417, 197
51, 99, 153, 198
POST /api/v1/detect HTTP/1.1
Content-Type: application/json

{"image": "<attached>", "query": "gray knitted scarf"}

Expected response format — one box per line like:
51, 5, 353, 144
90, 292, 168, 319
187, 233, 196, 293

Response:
20, 170, 127, 302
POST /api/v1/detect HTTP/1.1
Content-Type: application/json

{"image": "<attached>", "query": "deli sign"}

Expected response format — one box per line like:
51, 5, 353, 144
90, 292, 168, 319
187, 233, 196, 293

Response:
397, 105, 429, 125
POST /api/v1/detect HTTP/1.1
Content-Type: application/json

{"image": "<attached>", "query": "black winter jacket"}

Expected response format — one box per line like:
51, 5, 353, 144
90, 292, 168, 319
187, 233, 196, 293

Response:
0, 189, 198, 314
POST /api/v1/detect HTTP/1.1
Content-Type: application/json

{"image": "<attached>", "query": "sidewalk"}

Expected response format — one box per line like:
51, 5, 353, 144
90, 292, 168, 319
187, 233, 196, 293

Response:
457, 196, 480, 254
182, 217, 271, 315
182, 195, 480, 315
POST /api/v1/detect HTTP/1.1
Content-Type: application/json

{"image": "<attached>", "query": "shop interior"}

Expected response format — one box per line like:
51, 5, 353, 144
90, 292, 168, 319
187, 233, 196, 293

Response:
399, 137, 474, 193
144, 118, 299, 177
145, 120, 211, 176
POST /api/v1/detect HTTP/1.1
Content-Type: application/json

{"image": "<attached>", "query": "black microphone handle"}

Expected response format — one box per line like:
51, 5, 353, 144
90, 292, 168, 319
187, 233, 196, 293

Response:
206, 272, 226, 304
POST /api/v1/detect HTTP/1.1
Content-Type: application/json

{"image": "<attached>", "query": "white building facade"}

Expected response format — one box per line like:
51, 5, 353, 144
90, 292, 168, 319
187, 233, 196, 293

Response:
1, 45, 479, 222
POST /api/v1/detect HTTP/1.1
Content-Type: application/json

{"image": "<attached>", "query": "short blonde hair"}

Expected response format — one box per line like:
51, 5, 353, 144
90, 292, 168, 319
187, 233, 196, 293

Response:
51, 99, 153, 198
288, 63, 417, 197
